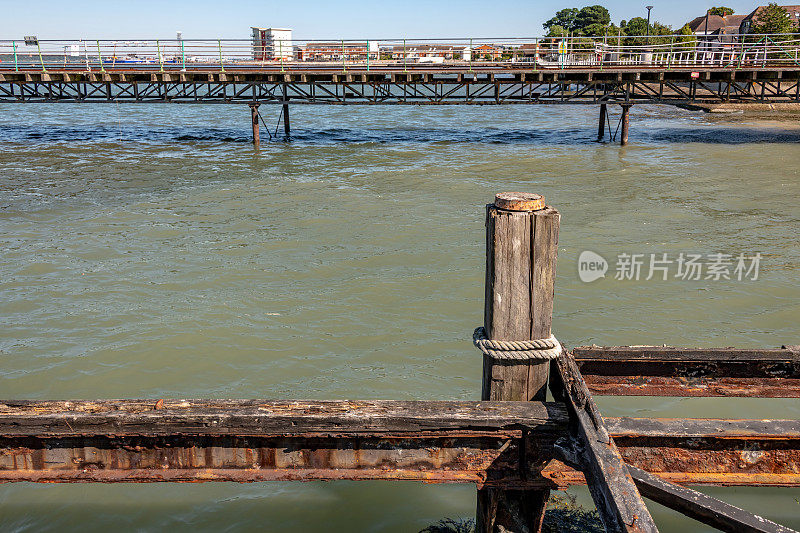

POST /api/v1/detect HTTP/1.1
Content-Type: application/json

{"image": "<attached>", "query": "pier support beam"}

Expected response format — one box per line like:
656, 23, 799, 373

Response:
598, 103, 607, 141
282, 84, 290, 136
620, 103, 632, 146
477, 192, 561, 533
249, 103, 261, 149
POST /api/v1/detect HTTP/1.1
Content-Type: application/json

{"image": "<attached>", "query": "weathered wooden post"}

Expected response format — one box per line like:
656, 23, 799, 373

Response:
249, 103, 260, 149
476, 192, 560, 533
598, 103, 607, 141
282, 84, 290, 136
620, 103, 632, 146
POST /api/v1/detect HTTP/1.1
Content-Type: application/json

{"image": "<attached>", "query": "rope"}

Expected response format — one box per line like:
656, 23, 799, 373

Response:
472, 327, 562, 361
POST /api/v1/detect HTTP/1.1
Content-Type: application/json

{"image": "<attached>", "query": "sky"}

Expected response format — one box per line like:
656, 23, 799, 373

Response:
0, 0, 767, 40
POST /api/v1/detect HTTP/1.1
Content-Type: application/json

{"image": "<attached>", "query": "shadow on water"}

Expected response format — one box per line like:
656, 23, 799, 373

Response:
0, 124, 799, 145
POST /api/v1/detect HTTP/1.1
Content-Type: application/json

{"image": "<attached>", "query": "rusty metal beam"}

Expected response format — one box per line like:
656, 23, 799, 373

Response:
3, 400, 799, 489
543, 417, 800, 488
0, 400, 567, 487
573, 346, 800, 397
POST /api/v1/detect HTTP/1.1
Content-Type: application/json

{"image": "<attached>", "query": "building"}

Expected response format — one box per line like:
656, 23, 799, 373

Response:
740, 4, 800, 32
472, 44, 502, 60
686, 14, 747, 39
685, 5, 800, 40
389, 44, 468, 61
299, 41, 379, 61
252, 27, 293, 61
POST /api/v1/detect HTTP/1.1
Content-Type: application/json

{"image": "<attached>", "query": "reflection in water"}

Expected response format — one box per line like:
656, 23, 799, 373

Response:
0, 103, 799, 532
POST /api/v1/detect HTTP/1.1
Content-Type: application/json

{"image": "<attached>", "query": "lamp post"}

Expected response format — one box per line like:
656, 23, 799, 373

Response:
645, 5, 654, 45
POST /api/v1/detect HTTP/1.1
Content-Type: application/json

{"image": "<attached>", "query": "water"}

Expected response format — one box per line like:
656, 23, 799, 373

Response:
1, 102, 799, 531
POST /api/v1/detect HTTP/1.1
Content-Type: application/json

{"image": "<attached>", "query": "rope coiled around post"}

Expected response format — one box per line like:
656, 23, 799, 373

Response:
472, 327, 562, 361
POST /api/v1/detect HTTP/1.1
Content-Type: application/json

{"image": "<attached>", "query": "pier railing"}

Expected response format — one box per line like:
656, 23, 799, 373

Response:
2, 34, 800, 73
2, 192, 798, 533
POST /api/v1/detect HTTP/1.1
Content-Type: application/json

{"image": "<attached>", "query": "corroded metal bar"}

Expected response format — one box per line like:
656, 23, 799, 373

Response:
543, 417, 800, 488
0, 400, 567, 487
574, 346, 800, 397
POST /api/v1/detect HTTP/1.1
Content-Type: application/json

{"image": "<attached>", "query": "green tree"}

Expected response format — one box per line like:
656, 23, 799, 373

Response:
546, 24, 570, 37
751, 3, 795, 34
575, 5, 612, 30
544, 8, 580, 32
622, 16, 649, 36
708, 6, 735, 16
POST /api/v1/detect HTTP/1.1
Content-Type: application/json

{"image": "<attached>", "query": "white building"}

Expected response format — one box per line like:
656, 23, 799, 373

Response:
251, 27, 293, 60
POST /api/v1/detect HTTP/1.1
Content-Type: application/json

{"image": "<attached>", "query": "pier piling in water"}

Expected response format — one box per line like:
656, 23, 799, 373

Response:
249, 103, 261, 149
283, 84, 290, 136
598, 103, 607, 141
477, 192, 560, 533
620, 104, 632, 146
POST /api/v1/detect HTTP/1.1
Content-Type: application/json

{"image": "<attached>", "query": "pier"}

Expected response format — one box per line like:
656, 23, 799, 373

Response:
2, 36, 800, 146
2, 192, 798, 533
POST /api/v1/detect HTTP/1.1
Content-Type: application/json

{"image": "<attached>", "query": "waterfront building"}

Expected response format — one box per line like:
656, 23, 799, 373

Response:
251, 27, 293, 60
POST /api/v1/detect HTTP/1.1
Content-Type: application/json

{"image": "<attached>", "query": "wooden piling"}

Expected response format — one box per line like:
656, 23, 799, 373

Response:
282, 84, 290, 136
249, 103, 260, 149
620, 103, 631, 146
598, 103, 607, 141
477, 192, 561, 533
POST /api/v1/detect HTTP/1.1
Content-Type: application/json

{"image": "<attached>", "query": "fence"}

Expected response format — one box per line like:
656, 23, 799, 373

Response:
2, 192, 798, 533
1, 35, 800, 73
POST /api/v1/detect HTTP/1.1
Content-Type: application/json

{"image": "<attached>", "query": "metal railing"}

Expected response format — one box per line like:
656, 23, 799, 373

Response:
1, 35, 799, 73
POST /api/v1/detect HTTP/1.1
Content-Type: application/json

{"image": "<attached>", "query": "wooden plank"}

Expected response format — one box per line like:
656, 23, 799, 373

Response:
0, 400, 566, 437
573, 346, 800, 362
574, 346, 800, 397
551, 355, 658, 532
628, 466, 798, 533
0, 400, 569, 486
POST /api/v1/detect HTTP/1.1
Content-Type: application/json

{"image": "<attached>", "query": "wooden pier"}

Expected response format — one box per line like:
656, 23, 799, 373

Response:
1, 192, 798, 533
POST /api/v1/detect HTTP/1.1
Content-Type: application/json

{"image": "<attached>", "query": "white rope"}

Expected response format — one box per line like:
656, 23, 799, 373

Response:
473, 326, 562, 361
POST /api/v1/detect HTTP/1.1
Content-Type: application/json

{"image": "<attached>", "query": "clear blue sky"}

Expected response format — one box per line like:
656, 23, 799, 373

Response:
0, 0, 763, 40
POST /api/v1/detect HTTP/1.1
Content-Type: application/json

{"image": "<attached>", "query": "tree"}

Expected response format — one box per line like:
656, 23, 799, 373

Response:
546, 24, 570, 38
751, 3, 795, 34
575, 5, 611, 29
708, 6, 735, 16
622, 16, 649, 36
544, 8, 579, 32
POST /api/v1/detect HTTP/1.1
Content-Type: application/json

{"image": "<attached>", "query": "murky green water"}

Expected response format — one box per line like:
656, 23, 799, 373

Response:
1, 103, 799, 531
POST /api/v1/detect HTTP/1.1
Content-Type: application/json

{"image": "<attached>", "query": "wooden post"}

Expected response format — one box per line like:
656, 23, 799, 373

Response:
249, 103, 260, 149
598, 103, 607, 141
477, 192, 560, 533
620, 103, 631, 146
282, 84, 290, 136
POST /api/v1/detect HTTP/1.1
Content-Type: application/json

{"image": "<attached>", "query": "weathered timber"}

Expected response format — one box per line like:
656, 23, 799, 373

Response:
478, 193, 560, 533
551, 354, 658, 532
0, 400, 568, 486
249, 103, 260, 148
282, 84, 290, 135
573, 346, 800, 397
629, 466, 799, 533
543, 417, 800, 487
620, 103, 631, 146
598, 103, 607, 141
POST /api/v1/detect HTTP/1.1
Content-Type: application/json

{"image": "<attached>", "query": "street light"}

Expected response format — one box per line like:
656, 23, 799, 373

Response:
645, 5, 654, 45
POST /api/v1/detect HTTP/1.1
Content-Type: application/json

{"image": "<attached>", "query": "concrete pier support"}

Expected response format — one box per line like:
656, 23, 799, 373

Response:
598, 103, 607, 141
282, 84, 290, 136
620, 103, 632, 146
249, 103, 261, 149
